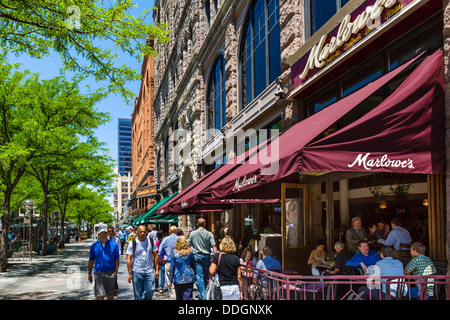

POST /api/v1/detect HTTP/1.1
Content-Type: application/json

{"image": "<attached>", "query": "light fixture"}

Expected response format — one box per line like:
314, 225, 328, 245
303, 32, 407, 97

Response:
379, 201, 387, 209
422, 199, 428, 206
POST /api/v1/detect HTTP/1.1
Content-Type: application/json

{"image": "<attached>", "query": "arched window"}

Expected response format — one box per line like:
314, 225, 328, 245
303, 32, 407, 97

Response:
240, 0, 280, 109
207, 55, 226, 133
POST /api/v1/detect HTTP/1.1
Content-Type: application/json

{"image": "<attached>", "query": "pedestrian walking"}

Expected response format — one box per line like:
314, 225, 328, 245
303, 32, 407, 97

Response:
156, 230, 165, 294
8, 229, 17, 250
209, 236, 242, 300
188, 218, 217, 300
168, 235, 196, 300
107, 226, 121, 250
107, 226, 121, 295
158, 225, 179, 300
148, 224, 158, 242
88, 227, 120, 300
127, 225, 159, 300
118, 227, 127, 255
128, 226, 137, 242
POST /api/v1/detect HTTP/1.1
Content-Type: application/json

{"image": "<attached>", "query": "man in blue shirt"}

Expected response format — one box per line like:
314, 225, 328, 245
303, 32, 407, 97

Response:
358, 246, 406, 299
88, 227, 120, 300
117, 227, 128, 255
8, 229, 17, 249
378, 218, 412, 252
346, 240, 382, 273
158, 225, 178, 300
253, 246, 282, 287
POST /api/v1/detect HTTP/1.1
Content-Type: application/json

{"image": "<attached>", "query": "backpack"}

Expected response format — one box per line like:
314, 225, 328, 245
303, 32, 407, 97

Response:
132, 237, 154, 260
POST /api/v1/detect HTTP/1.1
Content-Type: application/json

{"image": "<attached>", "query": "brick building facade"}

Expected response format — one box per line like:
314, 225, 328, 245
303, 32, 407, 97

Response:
131, 40, 157, 219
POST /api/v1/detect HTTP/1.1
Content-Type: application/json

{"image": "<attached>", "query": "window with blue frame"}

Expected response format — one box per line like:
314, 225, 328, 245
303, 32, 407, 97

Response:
240, 0, 280, 109
307, 0, 349, 38
207, 55, 226, 133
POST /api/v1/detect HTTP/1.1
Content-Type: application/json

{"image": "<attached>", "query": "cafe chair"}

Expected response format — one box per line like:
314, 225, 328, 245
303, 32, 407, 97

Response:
387, 278, 409, 300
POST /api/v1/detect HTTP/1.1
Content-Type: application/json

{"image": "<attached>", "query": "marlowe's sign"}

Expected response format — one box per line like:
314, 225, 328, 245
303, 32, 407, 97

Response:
291, 0, 413, 89
348, 153, 415, 171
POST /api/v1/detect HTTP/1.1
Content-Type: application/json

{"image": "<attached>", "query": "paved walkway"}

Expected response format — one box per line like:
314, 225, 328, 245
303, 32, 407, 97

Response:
0, 238, 175, 300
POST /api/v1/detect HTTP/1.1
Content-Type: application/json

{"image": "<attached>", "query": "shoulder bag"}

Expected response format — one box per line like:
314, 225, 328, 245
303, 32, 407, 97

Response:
206, 252, 223, 300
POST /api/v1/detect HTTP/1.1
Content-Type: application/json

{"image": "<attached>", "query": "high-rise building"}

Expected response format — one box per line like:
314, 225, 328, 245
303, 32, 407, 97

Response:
113, 172, 132, 225
118, 118, 132, 176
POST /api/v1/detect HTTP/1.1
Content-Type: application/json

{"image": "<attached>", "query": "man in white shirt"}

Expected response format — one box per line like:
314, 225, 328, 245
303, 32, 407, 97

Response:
127, 225, 159, 300
147, 224, 158, 242
107, 226, 121, 250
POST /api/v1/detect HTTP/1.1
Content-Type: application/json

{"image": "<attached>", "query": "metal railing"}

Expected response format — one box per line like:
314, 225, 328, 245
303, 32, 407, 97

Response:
240, 265, 450, 300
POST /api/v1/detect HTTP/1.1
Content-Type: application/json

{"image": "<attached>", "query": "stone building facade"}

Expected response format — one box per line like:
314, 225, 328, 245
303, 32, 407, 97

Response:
154, 0, 303, 229
151, 0, 448, 274
152, 0, 304, 233
131, 40, 157, 219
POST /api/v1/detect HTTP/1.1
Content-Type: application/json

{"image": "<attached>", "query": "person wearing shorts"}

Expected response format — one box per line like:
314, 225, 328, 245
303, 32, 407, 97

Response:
88, 227, 120, 300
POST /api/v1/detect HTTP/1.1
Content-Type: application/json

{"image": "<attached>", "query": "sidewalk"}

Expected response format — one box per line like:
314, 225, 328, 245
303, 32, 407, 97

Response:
0, 238, 174, 300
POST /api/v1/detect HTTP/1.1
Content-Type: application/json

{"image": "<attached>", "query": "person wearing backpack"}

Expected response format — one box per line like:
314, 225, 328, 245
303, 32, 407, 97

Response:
126, 225, 159, 300
158, 225, 179, 300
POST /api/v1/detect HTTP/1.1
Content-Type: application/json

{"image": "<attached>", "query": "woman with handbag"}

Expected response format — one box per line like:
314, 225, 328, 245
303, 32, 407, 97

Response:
209, 236, 242, 300
168, 236, 196, 300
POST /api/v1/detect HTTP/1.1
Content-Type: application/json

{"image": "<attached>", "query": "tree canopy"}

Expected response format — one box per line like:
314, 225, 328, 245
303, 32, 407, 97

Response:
0, 0, 169, 102
0, 55, 116, 268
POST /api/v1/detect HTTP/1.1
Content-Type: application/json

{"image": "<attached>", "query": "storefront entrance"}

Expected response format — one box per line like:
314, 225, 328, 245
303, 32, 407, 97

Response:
281, 183, 309, 274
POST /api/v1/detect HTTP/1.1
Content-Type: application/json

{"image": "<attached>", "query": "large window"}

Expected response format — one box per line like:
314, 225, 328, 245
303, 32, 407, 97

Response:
207, 55, 226, 133
306, 0, 349, 38
240, 0, 280, 109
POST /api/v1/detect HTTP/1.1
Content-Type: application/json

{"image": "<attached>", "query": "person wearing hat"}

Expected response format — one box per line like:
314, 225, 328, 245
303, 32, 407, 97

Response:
88, 227, 120, 300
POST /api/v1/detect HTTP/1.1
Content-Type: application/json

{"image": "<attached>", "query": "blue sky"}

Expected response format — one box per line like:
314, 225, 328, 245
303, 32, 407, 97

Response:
7, 1, 155, 208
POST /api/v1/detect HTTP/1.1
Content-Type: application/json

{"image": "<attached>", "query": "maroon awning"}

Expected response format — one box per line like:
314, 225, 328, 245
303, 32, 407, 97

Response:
301, 49, 445, 174
156, 166, 231, 215
157, 136, 278, 215
208, 50, 443, 201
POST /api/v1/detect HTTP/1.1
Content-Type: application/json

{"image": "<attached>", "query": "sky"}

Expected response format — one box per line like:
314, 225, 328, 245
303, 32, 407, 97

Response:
6, 1, 155, 208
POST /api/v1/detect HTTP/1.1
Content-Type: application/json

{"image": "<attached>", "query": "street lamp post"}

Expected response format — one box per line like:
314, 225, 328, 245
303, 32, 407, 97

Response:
21, 199, 37, 261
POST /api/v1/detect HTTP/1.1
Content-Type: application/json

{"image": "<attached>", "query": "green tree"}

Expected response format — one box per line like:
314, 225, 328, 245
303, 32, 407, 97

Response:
67, 186, 114, 236
0, 0, 169, 102
0, 60, 110, 270
50, 140, 115, 248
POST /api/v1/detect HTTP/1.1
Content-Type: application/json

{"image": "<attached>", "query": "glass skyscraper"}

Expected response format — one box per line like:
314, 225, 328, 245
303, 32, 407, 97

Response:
118, 118, 132, 176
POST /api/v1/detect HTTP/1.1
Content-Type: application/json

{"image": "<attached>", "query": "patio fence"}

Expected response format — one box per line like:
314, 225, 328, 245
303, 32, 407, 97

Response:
240, 265, 450, 300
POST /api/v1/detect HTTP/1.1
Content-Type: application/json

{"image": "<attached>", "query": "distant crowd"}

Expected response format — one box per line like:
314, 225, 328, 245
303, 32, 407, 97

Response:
88, 218, 281, 301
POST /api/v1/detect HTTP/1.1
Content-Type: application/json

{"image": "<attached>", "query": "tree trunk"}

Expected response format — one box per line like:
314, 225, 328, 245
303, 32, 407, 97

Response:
41, 189, 49, 255
0, 192, 12, 272
60, 216, 65, 248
